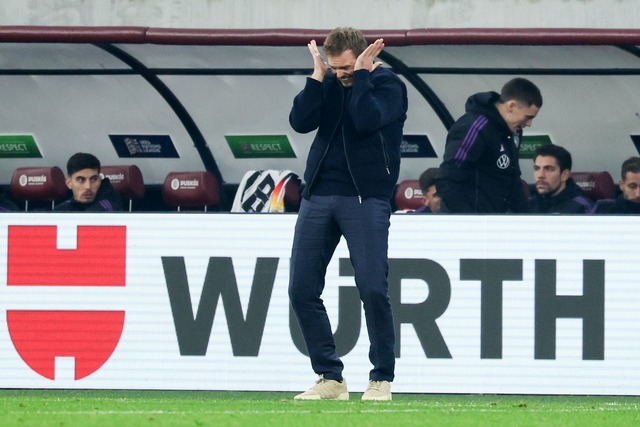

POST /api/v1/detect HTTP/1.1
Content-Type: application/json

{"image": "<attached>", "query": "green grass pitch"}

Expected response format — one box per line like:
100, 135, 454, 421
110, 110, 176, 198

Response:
1, 390, 639, 426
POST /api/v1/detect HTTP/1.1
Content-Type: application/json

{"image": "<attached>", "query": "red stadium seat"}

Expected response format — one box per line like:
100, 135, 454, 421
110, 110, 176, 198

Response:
394, 179, 424, 212
162, 171, 220, 212
101, 165, 145, 211
9, 166, 68, 211
571, 171, 616, 201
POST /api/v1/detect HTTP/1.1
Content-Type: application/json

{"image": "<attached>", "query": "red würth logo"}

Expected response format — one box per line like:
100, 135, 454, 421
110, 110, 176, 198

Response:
7, 225, 126, 380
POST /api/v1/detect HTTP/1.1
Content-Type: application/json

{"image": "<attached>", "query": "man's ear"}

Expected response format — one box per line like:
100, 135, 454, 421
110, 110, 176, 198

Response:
506, 100, 519, 111
65, 177, 72, 190
561, 169, 571, 182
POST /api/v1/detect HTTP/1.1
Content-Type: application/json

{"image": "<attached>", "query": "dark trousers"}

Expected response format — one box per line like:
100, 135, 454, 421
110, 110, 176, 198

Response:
288, 195, 395, 382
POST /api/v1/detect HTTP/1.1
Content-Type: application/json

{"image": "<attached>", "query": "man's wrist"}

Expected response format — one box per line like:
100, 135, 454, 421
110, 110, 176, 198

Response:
311, 71, 325, 82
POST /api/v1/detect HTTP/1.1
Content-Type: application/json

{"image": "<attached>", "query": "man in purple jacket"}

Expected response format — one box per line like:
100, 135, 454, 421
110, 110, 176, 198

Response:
437, 78, 543, 213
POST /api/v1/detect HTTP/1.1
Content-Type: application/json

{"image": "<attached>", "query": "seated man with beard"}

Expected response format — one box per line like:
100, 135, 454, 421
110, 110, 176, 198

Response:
529, 144, 593, 214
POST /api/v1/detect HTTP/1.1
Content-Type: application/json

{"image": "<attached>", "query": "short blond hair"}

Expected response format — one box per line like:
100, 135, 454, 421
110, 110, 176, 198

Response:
323, 27, 368, 58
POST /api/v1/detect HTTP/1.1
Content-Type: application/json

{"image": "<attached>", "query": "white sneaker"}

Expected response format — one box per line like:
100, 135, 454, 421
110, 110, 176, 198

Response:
294, 375, 349, 400
361, 380, 392, 401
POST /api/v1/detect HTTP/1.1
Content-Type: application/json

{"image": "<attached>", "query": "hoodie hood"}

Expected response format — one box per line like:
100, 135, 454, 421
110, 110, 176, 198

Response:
465, 91, 514, 136
465, 91, 500, 114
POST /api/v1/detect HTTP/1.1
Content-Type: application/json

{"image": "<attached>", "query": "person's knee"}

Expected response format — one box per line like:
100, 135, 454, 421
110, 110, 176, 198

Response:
359, 284, 390, 307
288, 281, 312, 309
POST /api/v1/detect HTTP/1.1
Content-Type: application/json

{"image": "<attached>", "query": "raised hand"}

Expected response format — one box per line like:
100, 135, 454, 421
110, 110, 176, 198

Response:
308, 39, 327, 82
355, 38, 384, 72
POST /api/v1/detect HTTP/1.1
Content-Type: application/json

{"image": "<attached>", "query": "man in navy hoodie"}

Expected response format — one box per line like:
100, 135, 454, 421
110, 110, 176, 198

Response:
54, 152, 123, 212
288, 27, 407, 401
529, 144, 593, 214
593, 156, 640, 214
437, 78, 542, 213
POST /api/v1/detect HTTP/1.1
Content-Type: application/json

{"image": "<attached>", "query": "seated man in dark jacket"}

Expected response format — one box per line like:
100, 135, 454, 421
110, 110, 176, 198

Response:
529, 144, 593, 214
593, 156, 640, 214
54, 152, 123, 212
411, 167, 441, 214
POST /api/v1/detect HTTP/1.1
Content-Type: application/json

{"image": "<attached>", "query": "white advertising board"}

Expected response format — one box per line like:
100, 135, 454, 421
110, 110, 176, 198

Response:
0, 213, 638, 395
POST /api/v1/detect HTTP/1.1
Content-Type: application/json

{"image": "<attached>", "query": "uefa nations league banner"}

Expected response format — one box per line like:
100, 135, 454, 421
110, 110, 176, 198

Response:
0, 213, 638, 395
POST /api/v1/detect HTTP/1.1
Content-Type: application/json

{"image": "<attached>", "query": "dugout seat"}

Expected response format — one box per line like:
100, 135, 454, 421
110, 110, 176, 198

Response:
571, 171, 616, 201
101, 165, 145, 212
162, 171, 220, 212
9, 166, 68, 211
231, 170, 301, 213
394, 179, 424, 212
